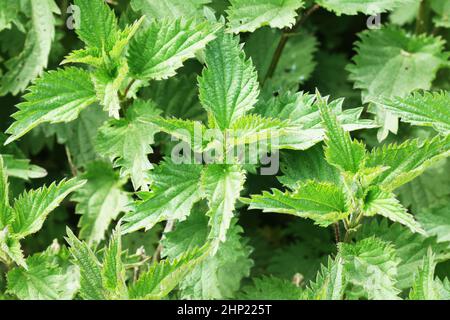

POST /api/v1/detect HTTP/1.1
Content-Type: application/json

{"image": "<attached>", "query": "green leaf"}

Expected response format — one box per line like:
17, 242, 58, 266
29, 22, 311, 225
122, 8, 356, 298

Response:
91, 64, 128, 119
72, 162, 131, 245
0, 156, 12, 229
12, 178, 86, 238
0, 0, 59, 95
101, 227, 127, 299
129, 246, 207, 299
318, 0, 419, 15
65, 228, 105, 300
409, 248, 443, 300
1, 154, 47, 181
128, 18, 217, 81
339, 237, 401, 300
347, 26, 449, 140
365, 136, 450, 192
162, 212, 253, 299
0, 231, 26, 268
240, 276, 302, 300
228, 114, 291, 147
73, 0, 118, 52
201, 164, 246, 250
47, 107, 108, 168
243, 181, 348, 227
417, 202, 450, 243
389, 1, 420, 26
226, 0, 304, 33
130, 0, 211, 20
302, 256, 346, 300
147, 117, 209, 153
397, 158, 450, 213
0, 0, 20, 31
62, 16, 144, 66
122, 159, 204, 234
318, 94, 367, 174
254, 91, 375, 150
5, 68, 97, 144
96, 100, 161, 190
199, 32, 259, 130
143, 74, 205, 120
431, 0, 450, 28
278, 146, 340, 190
7, 245, 80, 300
364, 189, 425, 234
357, 219, 450, 289
383, 91, 450, 135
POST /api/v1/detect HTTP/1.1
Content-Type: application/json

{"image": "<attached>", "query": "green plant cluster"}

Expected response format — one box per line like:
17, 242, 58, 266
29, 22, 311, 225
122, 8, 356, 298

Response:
0, 0, 449, 300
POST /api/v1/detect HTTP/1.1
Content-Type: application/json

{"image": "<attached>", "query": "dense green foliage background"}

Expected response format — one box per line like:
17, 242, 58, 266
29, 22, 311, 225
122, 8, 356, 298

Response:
0, 0, 449, 300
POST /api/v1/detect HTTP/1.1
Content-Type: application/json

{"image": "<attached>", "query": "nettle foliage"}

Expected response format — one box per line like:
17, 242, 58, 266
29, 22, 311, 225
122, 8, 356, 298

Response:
0, 0, 449, 300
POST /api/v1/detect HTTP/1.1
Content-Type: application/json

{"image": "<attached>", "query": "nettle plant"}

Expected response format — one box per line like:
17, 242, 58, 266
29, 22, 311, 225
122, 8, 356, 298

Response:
0, 0, 449, 300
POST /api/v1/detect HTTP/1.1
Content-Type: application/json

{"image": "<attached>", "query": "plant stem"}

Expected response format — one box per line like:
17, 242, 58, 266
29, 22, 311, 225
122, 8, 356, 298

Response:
65, 146, 78, 176
152, 219, 175, 263
333, 222, 341, 243
262, 4, 320, 86
416, 0, 430, 34
123, 79, 136, 100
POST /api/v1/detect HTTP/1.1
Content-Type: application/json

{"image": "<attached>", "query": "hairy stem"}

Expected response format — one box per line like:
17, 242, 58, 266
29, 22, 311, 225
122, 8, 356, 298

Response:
333, 222, 341, 244
262, 4, 320, 86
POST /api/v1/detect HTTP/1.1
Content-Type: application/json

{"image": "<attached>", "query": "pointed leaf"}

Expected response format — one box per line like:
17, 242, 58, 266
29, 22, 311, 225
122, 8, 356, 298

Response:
226, 0, 304, 33
122, 159, 204, 234
409, 248, 442, 300
199, 32, 259, 130
365, 136, 450, 191
243, 181, 348, 227
0, 0, 58, 95
73, 0, 118, 51
12, 178, 86, 238
339, 237, 401, 300
201, 164, 246, 250
5, 68, 97, 144
384, 91, 450, 135
302, 256, 346, 300
96, 100, 162, 190
364, 189, 425, 234
65, 228, 105, 300
128, 18, 217, 81
318, 94, 367, 173
0, 156, 12, 229
7, 245, 80, 300
101, 227, 127, 299
129, 246, 207, 299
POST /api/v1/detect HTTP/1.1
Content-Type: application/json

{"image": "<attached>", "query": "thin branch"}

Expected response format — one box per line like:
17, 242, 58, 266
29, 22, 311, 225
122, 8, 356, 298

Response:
415, 0, 430, 34
262, 4, 320, 86
333, 222, 341, 244
65, 146, 78, 177
152, 219, 175, 263
123, 79, 136, 100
